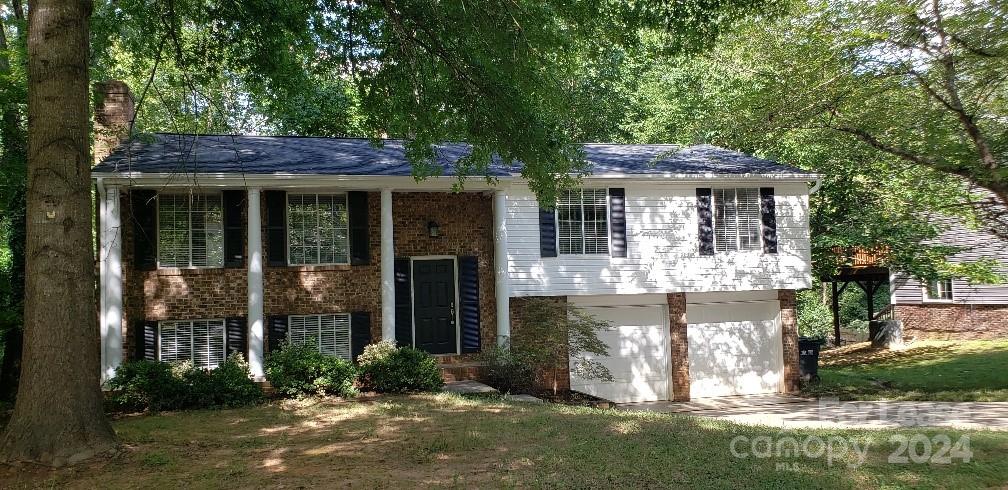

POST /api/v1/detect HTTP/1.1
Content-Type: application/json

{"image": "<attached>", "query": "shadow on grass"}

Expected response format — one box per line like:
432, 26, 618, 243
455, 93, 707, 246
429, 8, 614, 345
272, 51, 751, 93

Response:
1, 393, 1007, 489
809, 342, 1008, 402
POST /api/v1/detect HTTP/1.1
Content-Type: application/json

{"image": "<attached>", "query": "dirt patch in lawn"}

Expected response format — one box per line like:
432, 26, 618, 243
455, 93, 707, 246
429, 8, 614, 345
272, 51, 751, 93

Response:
820, 341, 959, 368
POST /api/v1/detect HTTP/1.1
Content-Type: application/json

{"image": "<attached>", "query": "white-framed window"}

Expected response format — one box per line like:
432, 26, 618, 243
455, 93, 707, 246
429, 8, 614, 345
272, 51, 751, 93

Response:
288, 314, 352, 361
924, 278, 954, 302
157, 193, 224, 268
557, 188, 609, 255
158, 319, 226, 369
287, 193, 349, 265
713, 187, 761, 252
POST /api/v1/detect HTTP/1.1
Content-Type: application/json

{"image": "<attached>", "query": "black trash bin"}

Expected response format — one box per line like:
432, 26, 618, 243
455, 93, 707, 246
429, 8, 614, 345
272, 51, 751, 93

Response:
798, 337, 823, 382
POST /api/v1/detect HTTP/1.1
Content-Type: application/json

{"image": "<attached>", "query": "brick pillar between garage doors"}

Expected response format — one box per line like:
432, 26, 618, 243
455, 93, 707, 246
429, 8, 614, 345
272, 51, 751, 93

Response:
778, 289, 800, 393
667, 293, 690, 401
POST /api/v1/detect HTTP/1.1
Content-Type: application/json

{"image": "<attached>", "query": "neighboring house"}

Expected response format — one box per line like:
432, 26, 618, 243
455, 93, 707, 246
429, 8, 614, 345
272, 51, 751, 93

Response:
91, 85, 818, 403
890, 212, 1008, 340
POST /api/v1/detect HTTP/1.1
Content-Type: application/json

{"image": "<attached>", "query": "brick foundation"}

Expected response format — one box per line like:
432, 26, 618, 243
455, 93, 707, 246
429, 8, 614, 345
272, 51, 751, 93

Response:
778, 289, 800, 393
895, 304, 1008, 340
667, 293, 690, 401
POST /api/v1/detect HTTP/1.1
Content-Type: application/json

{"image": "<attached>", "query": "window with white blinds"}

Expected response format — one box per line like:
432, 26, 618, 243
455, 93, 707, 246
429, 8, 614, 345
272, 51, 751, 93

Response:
287, 194, 349, 265
557, 189, 609, 255
159, 319, 226, 369
713, 188, 762, 252
288, 314, 352, 361
157, 193, 224, 267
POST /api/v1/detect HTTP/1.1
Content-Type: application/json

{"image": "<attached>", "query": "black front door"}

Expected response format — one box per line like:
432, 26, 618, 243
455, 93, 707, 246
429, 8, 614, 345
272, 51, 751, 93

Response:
412, 259, 457, 354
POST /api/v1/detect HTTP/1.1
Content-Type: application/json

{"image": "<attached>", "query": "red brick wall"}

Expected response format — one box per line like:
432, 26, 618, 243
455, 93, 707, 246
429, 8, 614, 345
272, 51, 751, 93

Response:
509, 296, 571, 392
895, 304, 1008, 340
667, 293, 690, 401
121, 190, 498, 359
121, 191, 248, 359
262, 192, 382, 346
778, 289, 800, 393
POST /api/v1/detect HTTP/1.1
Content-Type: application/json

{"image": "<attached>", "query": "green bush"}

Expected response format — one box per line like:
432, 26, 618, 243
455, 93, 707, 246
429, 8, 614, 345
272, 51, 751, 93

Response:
357, 344, 443, 393
107, 353, 262, 412
184, 353, 265, 408
479, 344, 535, 394
265, 341, 358, 397
107, 359, 188, 412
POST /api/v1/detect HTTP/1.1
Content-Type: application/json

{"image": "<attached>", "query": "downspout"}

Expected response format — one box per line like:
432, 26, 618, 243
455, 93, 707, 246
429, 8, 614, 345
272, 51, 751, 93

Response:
809, 177, 823, 195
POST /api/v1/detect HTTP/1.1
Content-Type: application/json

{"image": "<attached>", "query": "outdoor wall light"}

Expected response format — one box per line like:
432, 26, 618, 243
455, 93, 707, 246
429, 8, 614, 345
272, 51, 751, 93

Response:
428, 221, 440, 237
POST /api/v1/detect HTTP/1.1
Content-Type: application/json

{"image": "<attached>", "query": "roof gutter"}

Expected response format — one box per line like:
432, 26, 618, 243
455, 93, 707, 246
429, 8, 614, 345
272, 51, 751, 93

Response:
91, 171, 824, 188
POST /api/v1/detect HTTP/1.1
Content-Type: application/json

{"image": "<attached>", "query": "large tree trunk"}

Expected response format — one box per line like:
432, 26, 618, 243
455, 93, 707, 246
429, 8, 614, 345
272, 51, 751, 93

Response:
0, 0, 116, 466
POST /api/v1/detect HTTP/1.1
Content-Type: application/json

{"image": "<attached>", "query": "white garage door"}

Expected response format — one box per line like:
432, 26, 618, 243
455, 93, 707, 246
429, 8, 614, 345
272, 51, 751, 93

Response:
569, 304, 669, 403
687, 298, 782, 398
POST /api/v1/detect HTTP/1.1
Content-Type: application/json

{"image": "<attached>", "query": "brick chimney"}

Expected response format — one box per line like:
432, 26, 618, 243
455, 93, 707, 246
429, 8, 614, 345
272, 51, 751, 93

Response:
93, 80, 135, 163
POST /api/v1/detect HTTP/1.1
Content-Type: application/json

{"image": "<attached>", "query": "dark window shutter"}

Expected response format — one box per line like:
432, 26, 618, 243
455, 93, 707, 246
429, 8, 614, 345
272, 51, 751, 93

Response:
225, 316, 248, 359
608, 188, 627, 258
539, 207, 557, 257
350, 312, 372, 363
133, 320, 157, 361
264, 190, 287, 266
130, 190, 158, 270
222, 190, 246, 268
347, 191, 370, 265
267, 315, 288, 354
458, 256, 481, 353
394, 258, 413, 347
696, 188, 714, 256
759, 187, 778, 254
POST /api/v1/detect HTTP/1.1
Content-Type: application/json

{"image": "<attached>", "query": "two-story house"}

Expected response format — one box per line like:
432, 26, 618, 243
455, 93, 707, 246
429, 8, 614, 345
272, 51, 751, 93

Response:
92, 86, 818, 403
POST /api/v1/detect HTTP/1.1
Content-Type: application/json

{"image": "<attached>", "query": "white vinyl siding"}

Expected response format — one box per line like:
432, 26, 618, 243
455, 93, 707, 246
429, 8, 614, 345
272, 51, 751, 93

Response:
505, 183, 812, 296
158, 319, 226, 369
713, 187, 761, 253
157, 193, 224, 268
557, 189, 609, 255
288, 314, 352, 361
287, 193, 349, 265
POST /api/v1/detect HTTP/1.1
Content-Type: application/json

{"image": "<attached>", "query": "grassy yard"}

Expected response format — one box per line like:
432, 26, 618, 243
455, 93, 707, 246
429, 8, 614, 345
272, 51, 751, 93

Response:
805, 340, 1008, 402
1, 394, 1006, 489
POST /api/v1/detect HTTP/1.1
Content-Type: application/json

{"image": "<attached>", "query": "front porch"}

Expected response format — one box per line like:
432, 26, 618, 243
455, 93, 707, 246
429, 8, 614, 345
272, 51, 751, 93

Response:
97, 185, 514, 382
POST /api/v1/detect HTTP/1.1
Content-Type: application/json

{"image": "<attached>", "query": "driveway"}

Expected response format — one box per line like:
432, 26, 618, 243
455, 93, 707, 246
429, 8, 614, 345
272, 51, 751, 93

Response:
621, 395, 1008, 431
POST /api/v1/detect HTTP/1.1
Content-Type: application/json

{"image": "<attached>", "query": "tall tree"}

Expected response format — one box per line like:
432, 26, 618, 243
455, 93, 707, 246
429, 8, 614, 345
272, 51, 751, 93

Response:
0, 0, 116, 465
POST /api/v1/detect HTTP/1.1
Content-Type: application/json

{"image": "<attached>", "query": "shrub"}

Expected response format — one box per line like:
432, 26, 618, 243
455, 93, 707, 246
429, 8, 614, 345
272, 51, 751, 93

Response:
512, 298, 613, 393
107, 359, 188, 412
106, 353, 262, 412
356, 339, 397, 366
358, 344, 443, 393
186, 353, 264, 408
479, 343, 535, 394
265, 341, 358, 397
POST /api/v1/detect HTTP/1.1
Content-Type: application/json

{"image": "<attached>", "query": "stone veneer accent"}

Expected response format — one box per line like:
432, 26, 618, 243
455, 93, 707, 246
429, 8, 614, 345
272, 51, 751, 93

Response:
509, 296, 570, 392
895, 304, 1008, 340
778, 289, 800, 393
121, 190, 498, 361
667, 293, 690, 401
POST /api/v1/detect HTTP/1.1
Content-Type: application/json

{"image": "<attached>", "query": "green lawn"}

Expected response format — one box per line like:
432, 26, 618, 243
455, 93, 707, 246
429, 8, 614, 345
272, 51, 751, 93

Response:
805, 340, 1008, 402
1, 394, 1006, 489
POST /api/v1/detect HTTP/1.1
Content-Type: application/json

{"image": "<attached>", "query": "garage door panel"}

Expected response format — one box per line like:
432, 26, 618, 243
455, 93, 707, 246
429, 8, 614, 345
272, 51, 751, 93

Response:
687, 300, 783, 399
570, 305, 669, 403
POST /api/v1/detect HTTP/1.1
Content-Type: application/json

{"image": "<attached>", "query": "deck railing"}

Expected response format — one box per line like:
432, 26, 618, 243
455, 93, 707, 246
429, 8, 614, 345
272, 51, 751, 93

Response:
833, 246, 889, 268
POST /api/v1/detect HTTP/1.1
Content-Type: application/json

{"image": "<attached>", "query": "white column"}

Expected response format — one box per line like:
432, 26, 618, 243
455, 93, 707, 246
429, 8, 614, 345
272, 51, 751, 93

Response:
380, 188, 396, 341
246, 188, 265, 380
98, 183, 124, 385
493, 190, 511, 345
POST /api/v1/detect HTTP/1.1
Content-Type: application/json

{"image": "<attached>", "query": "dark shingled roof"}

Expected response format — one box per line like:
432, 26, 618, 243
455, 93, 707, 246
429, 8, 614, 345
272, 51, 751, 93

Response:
92, 133, 813, 177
